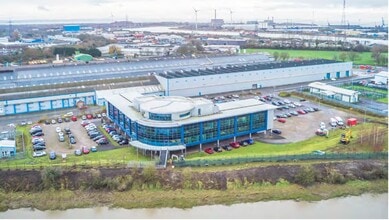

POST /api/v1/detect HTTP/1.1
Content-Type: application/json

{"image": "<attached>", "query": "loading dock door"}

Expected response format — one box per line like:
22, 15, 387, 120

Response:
346, 71, 350, 77
336, 72, 340, 78
326, 73, 331, 79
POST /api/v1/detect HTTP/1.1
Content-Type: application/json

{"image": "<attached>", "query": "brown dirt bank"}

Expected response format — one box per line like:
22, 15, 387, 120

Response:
0, 160, 387, 192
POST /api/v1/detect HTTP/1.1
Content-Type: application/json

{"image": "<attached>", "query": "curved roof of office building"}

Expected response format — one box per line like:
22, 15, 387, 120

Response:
136, 96, 205, 114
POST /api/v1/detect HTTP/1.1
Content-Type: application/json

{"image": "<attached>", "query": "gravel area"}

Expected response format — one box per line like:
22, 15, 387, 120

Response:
40, 118, 104, 155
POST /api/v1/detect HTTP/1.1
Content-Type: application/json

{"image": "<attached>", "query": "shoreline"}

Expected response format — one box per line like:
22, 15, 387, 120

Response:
0, 179, 387, 211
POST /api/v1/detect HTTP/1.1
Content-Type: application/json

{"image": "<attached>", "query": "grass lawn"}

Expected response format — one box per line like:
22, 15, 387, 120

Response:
187, 123, 388, 160
243, 48, 387, 66
377, 97, 388, 103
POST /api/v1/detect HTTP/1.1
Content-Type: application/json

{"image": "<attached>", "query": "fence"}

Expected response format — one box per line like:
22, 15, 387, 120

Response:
173, 152, 388, 167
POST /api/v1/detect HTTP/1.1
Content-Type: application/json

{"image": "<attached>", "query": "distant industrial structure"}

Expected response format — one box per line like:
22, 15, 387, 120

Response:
155, 59, 353, 97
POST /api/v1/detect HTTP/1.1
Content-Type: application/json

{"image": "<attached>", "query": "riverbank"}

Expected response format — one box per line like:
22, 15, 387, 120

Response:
0, 179, 387, 211
0, 159, 387, 211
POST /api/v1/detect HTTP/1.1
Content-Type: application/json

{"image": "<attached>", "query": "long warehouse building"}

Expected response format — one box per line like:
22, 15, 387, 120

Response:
155, 59, 353, 97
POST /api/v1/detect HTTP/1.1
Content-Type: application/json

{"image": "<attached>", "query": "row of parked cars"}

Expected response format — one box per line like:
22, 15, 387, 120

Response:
204, 138, 255, 154
275, 107, 320, 123
81, 121, 109, 145
30, 125, 56, 159
102, 124, 129, 145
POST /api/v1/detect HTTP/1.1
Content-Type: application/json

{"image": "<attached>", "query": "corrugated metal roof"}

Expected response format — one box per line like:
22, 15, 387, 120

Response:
308, 82, 358, 96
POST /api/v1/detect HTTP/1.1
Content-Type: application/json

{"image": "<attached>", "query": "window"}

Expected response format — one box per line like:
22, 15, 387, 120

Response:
237, 115, 250, 133
149, 113, 172, 121
220, 117, 234, 137
179, 112, 191, 118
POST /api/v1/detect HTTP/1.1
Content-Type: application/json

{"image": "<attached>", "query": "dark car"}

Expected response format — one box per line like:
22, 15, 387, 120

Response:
64, 128, 71, 134
57, 118, 63, 123
44, 120, 51, 125
313, 107, 320, 111
272, 129, 282, 134
204, 147, 214, 154
222, 145, 232, 151
49, 151, 56, 160
239, 140, 249, 146
96, 138, 108, 145
92, 135, 105, 141
30, 128, 43, 135
70, 137, 76, 144
32, 132, 44, 137
64, 117, 71, 122
119, 139, 129, 145
213, 146, 223, 152
33, 145, 46, 151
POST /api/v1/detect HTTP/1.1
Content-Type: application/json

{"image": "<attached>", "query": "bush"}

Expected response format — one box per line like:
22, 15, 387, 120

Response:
41, 167, 63, 190
324, 168, 346, 184
294, 165, 316, 186
142, 165, 157, 184
278, 91, 291, 97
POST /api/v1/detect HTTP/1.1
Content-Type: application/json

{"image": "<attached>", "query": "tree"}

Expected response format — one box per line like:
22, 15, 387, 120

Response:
339, 52, 347, 62
347, 51, 359, 62
379, 55, 388, 66
371, 45, 387, 65
279, 52, 289, 60
108, 45, 122, 56
332, 54, 338, 61
273, 51, 279, 61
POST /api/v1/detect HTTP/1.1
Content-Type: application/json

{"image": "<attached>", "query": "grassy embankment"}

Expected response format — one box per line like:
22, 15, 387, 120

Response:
0, 179, 386, 211
242, 48, 388, 66
187, 123, 388, 160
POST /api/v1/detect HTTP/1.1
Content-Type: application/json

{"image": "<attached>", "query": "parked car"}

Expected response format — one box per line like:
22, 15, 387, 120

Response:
74, 149, 82, 156
329, 118, 338, 127
92, 135, 105, 141
49, 151, 56, 160
91, 146, 97, 152
70, 137, 76, 144
51, 119, 57, 124
55, 127, 62, 133
64, 117, 71, 122
229, 142, 240, 148
222, 145, 233, 151
33, 145, 46, 151
71, 116, 77, 122
58, 135, 65, 142
272, 129, 282, 134
213, 146, 223, 153
81, 120, 90, 127
82, 146, 90, 154
33, 151, 47, 157
335, 116, 344, 126
64, 128, 71, 134
297, 109, 306, 115
86, 114, 93, 119
45, 120, 51, 125
97, 114, 102, 118
239, 140, 249, 146
119, 139, 129, 145
81, 115, 87, 120
277, 118, 286, 123
290, 111, 298, 116
204, 147, 214, 154
32, 132, 44, 137
96, 138, 108, 145
101, 113, 107, 117
57, 118, 63, 123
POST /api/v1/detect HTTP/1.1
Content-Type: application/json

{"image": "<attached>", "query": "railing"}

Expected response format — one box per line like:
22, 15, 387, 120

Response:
173, 152, 388, 167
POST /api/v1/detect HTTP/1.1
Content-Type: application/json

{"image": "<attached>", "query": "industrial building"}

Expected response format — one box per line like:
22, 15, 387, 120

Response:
0, 140, 16, 158
105, 93, 276, 152
374, 71, 388, 85
0, 91, 96, 116
155, 59, 353, 97
308, 82, 359, 103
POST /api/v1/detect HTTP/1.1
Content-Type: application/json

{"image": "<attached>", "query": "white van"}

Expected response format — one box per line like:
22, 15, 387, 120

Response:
329, 118, 337, 127
335, 116, 344, 126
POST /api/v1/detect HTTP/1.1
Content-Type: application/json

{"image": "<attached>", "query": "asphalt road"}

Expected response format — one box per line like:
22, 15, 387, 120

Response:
0, 54, 270, 88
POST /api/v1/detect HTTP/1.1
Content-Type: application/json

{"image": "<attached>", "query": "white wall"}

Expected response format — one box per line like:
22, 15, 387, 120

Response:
158, 62, 352, 97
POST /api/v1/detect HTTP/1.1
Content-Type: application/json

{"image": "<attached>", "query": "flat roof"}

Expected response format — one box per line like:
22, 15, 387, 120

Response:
137, 96, 198, 114
308, 82, 358, 96
106, 93, 277, 127
158, 59, 340, 79
0, 140, 16, 147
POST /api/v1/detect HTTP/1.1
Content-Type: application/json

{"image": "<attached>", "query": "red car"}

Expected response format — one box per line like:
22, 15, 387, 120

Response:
229, 142, 240, 148
297, 109, 306, 115
204, 148, 214, 154
277, 118, 286, 123
82, 146, 90, 154
86, 114, 93, 119
81, 120, 90, 127
71, 116, 77, 121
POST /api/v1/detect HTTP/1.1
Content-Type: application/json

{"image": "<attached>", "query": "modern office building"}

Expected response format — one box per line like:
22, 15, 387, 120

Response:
105, 93, 276, 152
155, 59, 353, 97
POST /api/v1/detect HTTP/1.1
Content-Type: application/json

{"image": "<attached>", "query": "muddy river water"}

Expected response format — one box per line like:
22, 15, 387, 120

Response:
1, 193, 387, 219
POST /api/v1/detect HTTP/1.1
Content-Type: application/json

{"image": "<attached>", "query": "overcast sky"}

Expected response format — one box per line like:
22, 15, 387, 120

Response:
0, 0, 387, 25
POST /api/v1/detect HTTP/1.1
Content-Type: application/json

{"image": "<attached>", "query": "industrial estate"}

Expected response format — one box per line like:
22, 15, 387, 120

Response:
0, 2, 387, 215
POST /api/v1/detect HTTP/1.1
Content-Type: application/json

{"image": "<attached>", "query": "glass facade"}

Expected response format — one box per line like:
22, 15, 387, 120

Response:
107, 102, 268, 148
149, 113, 172, 121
